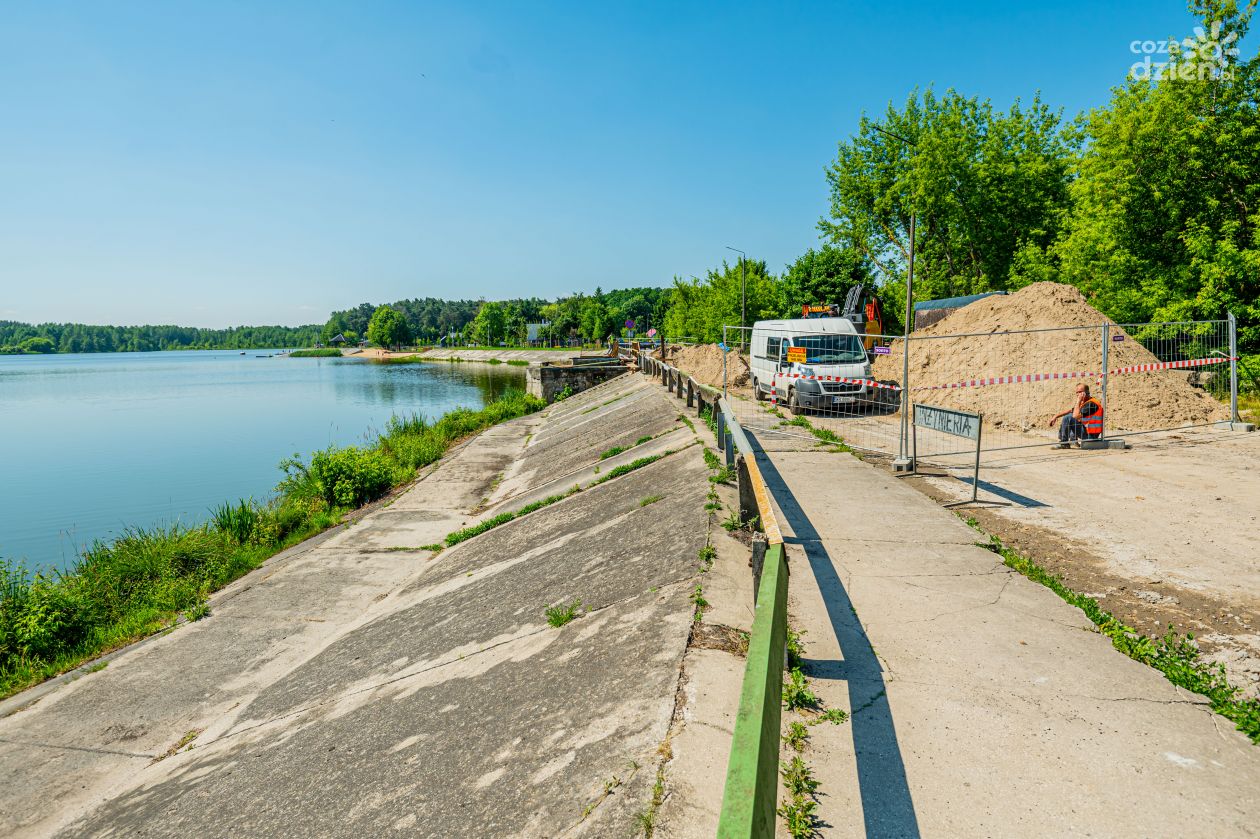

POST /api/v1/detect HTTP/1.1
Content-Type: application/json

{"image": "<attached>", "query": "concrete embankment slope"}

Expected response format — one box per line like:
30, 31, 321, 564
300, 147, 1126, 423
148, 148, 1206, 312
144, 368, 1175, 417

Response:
0, 376, 720, 838
755, 434, 1260, 837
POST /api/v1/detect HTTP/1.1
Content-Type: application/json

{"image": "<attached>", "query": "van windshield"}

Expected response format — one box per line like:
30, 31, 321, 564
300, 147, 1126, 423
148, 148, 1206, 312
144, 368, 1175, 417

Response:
792, 334, 866, 364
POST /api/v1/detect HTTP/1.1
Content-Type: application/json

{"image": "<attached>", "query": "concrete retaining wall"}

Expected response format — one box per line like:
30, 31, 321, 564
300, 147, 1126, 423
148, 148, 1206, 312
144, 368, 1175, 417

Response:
526, 362, 628, 402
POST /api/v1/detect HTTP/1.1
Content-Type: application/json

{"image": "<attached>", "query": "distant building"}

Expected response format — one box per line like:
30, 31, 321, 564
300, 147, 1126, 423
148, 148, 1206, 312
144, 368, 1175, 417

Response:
527, 322, 549, 345
329, 333, 347, 345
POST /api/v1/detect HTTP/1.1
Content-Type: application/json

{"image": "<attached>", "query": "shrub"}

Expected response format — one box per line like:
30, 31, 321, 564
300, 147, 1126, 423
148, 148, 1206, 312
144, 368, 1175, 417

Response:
308, 446, 396, 507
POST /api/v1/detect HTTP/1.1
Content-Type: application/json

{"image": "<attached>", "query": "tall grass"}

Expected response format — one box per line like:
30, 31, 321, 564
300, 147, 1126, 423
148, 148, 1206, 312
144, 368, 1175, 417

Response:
0, 389, 544, 699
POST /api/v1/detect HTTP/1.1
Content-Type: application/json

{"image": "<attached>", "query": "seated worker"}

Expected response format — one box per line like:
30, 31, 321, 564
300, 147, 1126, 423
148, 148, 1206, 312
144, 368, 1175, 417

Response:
1050, 383, 1103, 448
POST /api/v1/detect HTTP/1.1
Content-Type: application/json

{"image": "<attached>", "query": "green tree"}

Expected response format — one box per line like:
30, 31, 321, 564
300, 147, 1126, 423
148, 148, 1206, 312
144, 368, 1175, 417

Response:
366, 306, 410, 349
1053, 1, 1260, 345
470, 301, 506, 346
822, 88, 1071, 311
661, 259, 779, 343
779, 246, 873, 317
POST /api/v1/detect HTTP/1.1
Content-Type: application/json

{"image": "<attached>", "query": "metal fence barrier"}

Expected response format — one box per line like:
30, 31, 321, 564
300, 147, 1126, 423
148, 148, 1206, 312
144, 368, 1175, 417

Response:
719, 315, 1243, 468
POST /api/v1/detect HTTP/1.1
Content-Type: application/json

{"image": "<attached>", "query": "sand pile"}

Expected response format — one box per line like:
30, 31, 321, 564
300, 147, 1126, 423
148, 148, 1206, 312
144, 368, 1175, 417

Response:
872, 282, 1228, 432
666, 344, 750, 390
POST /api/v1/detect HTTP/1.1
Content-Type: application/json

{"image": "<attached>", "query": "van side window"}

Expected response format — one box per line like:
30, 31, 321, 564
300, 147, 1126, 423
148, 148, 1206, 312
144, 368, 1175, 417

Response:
765, 336, 781, 360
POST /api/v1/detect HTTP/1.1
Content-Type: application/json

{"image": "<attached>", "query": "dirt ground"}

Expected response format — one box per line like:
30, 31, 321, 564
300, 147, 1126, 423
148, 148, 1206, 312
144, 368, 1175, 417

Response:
888, 427, 1260, 697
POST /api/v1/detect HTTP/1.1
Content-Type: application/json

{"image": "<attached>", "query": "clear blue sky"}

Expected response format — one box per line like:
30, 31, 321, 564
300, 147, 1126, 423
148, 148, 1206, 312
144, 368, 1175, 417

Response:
0, 1, 1238, 327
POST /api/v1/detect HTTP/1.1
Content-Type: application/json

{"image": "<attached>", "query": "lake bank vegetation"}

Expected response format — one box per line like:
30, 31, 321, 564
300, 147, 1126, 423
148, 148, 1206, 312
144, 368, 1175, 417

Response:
0, 390, 544, 700
288, 348, 343, 358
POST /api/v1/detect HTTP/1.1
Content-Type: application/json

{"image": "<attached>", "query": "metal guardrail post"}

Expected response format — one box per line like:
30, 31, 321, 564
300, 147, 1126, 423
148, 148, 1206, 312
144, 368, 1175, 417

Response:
1230, 312, 1240, 424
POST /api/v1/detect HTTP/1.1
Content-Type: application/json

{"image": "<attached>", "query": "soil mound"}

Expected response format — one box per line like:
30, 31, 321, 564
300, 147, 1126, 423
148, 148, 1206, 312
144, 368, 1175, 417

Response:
665, 344, 750, 391
872, 282, 1228, 432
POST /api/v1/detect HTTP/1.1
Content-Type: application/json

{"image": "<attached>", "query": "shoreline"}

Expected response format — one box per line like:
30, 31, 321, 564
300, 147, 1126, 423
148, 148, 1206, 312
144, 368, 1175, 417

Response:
0, 391, 545, 702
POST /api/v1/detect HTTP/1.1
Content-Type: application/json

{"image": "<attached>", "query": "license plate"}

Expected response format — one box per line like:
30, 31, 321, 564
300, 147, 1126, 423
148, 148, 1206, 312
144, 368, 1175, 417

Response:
833, 396, 847, 404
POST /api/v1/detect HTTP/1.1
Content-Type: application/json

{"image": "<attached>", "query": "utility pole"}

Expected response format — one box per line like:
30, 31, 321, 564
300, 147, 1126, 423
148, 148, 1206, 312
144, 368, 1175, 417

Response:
872, 125, 918, 472
726, 246, 747, 349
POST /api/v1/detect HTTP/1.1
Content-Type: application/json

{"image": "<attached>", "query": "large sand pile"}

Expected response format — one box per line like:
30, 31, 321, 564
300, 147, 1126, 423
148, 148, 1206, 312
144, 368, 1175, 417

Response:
665, 344, 750, 391
872, 282, 1228, 432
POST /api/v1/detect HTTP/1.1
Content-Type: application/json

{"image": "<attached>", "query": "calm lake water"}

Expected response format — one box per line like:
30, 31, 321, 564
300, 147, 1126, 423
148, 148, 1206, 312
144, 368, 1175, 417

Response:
0, 351, 525, 573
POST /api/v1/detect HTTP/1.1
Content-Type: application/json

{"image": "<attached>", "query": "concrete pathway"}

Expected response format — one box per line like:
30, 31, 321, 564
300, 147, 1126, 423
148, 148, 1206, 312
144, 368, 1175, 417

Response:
752, 435, 1260, 838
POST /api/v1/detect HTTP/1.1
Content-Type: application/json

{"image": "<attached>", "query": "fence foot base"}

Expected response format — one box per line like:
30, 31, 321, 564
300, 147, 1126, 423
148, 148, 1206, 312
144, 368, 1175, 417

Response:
892, 457, 915, 473
1215, 420, 1257, 432
1080, 439, 1128, 450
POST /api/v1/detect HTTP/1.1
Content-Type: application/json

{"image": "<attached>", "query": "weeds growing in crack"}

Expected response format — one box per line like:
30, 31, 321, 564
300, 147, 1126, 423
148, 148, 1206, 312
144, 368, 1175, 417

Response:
690, 585, 709, 621
778, 756, 821, 838
703, 447, 722, 470
784, 721, 809, 752
782, 668, 820, 712
697, 543, 716, 572
966, 518, 1260, 744
545, 599, 583, 628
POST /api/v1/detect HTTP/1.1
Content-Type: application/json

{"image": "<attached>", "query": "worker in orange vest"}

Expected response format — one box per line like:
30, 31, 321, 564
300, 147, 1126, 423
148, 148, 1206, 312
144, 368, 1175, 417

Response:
1050, 383, 1103, 448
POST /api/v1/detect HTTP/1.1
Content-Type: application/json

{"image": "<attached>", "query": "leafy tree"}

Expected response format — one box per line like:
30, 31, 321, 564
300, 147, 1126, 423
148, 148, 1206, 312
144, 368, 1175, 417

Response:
366, 306, 410, 349
778, 246, 875, 318
1052, 1, 1259, 345
662, 259, 780, 343
822, 88, 1071, 312
470, 301, 507, 345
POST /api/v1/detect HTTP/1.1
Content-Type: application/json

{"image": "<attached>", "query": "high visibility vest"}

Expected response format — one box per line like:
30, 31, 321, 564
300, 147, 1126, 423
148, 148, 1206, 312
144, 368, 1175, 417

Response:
1081, 398, 1104, 437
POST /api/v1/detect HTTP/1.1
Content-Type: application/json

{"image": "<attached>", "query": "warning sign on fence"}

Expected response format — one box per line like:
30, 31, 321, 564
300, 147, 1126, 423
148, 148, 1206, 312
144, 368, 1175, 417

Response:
913, 404, 981, 441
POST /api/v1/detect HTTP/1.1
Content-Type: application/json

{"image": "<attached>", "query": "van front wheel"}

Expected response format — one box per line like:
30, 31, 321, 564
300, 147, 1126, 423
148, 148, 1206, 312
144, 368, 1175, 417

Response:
754, 379, 765, 401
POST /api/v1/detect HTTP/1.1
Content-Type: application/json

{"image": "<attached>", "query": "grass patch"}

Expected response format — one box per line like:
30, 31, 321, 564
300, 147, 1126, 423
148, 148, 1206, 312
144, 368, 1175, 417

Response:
639, 495, 664, 507
484, 358, 502, 365
967, 519, 1260, 744
635, 435, 653, 446
0, 390, 545, 701
506, 359, 530, 367
676, 413, 696, 432
444, 487, 579, 547
589, 451, 677, 487
545, 599, 583, 628
600, 445, 628, 460
288, 348, 342, 358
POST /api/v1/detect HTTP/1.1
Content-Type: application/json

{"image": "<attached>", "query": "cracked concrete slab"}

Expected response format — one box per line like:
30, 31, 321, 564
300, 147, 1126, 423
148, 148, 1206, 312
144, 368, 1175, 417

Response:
1, 375, 720, 838
755, 432, 1260, 838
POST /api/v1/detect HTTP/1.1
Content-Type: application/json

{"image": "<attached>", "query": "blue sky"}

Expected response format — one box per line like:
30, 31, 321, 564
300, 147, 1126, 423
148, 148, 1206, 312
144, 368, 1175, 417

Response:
0, 1, 1243, 327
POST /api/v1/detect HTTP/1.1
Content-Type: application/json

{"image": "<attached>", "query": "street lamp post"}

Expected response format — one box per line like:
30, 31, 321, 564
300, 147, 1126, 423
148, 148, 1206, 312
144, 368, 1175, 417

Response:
726, 246, 747, 349
871, 125, 918, 471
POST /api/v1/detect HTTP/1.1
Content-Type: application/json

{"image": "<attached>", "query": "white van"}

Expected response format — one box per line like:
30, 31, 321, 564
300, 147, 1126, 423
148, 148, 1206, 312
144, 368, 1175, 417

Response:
748, 317, 872, 411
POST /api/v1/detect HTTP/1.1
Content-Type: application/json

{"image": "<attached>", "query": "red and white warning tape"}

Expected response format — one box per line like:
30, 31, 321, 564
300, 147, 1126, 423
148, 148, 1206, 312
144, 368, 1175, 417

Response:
910, 356, 1234, 393
912, 369, 1097, 392
780, 373, 902, 391
1106, 356, 1234, 376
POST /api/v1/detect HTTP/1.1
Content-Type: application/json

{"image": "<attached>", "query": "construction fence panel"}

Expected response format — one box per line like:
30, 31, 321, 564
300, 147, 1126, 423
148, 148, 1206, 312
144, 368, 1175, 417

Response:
1106, 319, 1235, 438
721, 324, 907, 457
717, 315, 1237, 470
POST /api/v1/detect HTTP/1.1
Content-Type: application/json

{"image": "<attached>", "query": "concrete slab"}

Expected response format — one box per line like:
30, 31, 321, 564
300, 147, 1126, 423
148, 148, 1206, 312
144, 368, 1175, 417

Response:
1, 377, 729, 838
753, 434, 1260, 838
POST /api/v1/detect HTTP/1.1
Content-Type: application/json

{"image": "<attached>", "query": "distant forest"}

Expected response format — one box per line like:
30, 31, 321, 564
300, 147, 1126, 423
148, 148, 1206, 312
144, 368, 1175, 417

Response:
0, 322, 322, 355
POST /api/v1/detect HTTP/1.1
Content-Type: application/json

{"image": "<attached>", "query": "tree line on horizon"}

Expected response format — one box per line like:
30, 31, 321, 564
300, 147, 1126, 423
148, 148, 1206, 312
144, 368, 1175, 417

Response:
0, 321, 322, 355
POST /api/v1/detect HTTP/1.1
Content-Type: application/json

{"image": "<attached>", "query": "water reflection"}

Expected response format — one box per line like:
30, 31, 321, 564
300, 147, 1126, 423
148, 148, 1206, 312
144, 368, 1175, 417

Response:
0, 352, 527, 572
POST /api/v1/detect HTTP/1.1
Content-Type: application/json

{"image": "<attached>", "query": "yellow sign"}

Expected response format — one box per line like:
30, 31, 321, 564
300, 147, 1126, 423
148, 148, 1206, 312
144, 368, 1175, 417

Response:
786, 346, 807, 364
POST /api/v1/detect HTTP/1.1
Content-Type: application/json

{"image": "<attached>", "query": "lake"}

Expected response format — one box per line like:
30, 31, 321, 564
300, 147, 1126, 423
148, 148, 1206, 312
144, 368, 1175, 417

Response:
0, 351, 526, 573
